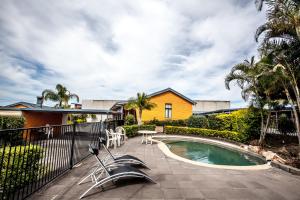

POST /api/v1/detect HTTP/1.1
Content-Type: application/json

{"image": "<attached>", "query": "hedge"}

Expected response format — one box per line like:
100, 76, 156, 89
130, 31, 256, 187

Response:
164, 126, 247, 142
0, 116, 25, 130
187, 115, 208, 128
123, 125, 156, 138
0, 145, 43, 197
144, 118, 187, 126
215, 109, 260, 139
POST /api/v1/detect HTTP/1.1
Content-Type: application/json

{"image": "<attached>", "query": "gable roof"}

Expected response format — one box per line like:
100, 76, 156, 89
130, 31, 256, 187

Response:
110, 88, 195, 110
4, 102, 52, 109
148, 88, 195, 105
0, 106, 116, 114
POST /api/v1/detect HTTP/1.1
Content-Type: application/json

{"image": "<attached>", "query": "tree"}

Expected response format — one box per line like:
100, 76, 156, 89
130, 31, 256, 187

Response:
225, 56, 270, 145
255, 0, 300, 40
255, 0, 300, 156
42, 84, 79, 108
124, 92, 156, 125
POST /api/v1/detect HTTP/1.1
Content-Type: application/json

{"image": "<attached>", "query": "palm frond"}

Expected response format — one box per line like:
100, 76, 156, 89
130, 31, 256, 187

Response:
69, 93, 79, 102
255, 0, 264, 11
255, 24, 268, 42
42, 90, 59, 101
124, 98, 138, 110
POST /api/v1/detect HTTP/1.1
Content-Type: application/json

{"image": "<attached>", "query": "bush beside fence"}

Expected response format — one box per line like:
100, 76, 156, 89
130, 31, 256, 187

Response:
123, 125, 156, 138
164, 126, 247, 142
0, 116, 25, 130
0, 145, 43, 198
0, 122, 103, 200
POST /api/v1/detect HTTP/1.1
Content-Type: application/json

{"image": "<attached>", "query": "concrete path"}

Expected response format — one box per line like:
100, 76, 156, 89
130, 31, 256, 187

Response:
29, 136, 300, 200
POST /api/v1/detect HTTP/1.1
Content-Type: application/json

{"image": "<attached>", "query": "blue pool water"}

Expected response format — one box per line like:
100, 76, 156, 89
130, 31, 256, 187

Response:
163, 140, 266, 166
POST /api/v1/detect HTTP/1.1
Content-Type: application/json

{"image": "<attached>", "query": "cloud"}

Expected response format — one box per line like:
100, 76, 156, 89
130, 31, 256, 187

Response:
0, 0, 265, 107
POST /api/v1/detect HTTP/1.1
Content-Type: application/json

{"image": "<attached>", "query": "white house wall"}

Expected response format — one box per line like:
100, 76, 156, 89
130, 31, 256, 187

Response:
192, 100, 230, 112
0, 110, 22, 116
82, 100, 120, 110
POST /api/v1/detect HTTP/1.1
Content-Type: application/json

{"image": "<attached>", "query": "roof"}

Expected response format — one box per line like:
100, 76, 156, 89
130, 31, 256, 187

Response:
4, 102, 52, 109
0, 107, 118, 114
110, 88, 195, 110
193, 100, 230, 103
110, 100, 129, 111
148, 88, 195, 105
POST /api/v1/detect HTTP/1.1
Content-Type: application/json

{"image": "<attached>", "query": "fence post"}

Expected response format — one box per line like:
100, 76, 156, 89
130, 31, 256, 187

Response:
69, 123, 76, 169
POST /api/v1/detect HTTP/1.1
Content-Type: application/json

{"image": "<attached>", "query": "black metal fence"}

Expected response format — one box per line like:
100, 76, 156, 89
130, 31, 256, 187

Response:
265, 111, 299, 137
0, 121, 116, 200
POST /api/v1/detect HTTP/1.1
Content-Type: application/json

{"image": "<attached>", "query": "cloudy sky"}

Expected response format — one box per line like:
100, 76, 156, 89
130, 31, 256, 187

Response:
0, 0, 265, 107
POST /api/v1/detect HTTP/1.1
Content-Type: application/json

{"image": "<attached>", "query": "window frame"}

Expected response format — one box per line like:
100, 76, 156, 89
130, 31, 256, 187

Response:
165, 103, 172, 119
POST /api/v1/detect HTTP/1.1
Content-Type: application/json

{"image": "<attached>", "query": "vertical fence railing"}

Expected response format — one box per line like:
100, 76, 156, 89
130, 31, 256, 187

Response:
0, 121, 108, 200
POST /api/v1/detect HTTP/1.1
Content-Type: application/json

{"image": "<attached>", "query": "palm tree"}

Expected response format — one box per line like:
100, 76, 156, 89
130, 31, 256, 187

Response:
255, 0, 300, 41
42, 84, 79, 108
255, 0, 300, 156
225, 56, 261, 103
225, 56, 270, 145
124, 92, 156, 125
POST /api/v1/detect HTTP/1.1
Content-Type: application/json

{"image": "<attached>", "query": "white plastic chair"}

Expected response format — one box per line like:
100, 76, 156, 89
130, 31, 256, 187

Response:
45, 124, 53, 139
110, 129, 121, 146
105, 129, 117, 148
116, 126, 127, 142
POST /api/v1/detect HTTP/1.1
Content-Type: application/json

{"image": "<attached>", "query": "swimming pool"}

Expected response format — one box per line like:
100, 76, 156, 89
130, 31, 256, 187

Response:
163, 140, 266, 166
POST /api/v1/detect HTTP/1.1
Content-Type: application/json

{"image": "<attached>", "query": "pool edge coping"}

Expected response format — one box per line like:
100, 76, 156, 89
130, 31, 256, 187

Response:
151, 135, 271, 170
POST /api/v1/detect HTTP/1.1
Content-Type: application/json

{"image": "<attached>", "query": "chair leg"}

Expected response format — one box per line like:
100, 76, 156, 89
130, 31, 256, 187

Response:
78, 167, 102, 185
106, 140, 110, 148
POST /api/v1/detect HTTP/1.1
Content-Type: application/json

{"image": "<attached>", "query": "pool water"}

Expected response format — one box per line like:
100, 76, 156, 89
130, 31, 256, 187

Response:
163, 140, 266, 166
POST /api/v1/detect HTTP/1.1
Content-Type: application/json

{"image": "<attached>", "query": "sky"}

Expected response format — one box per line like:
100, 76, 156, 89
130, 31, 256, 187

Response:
0, 0, 265, 108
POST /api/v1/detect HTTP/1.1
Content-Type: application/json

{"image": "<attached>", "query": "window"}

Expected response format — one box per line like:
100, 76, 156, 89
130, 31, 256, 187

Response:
165, 103, 172, 118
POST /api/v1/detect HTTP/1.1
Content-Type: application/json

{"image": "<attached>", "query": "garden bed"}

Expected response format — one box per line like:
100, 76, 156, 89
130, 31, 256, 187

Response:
250, 135, 300, 169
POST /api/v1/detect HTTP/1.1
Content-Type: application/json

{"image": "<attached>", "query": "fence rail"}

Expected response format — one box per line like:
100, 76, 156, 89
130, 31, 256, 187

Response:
0, 121, 118, 200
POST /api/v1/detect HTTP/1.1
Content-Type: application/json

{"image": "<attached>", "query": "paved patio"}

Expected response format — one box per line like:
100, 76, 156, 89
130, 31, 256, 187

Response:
29, 136, 300, 200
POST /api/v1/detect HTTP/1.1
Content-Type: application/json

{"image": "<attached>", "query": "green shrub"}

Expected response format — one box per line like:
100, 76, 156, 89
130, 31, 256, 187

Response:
1, 130, 24, 145
123, 125, 155, 138
187, 115, 208, 128
164, 119, 187, 126
145, 118, 161, 126
0, 145, 43, 197
164, 126, 247, 142
0, 116, 25, 130
144, 118, 187, 126
0, 116, 25, 144
125, 114, 136, 125
90, 114, 97, 119
242, 108, 261, 139
205, 109, 261, 140
207, 115, 223, 130
227, 109, 260, 139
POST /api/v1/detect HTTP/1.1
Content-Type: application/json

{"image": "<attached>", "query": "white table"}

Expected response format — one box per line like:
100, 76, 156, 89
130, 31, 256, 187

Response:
138, 130, 157, 144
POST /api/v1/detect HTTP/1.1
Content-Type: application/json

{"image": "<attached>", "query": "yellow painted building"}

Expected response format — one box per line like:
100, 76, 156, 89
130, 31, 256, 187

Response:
136, 88, 195, 121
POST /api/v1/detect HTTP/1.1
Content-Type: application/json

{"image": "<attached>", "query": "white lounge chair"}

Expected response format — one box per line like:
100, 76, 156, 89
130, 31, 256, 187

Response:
79, 144, 155, 199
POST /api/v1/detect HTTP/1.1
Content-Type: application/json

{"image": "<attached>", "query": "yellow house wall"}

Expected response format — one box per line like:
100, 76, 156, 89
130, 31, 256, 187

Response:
140, 91, 193, 121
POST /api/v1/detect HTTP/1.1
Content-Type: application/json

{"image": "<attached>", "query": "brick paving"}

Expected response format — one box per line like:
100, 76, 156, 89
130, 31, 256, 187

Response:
29, 136, 300, 200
